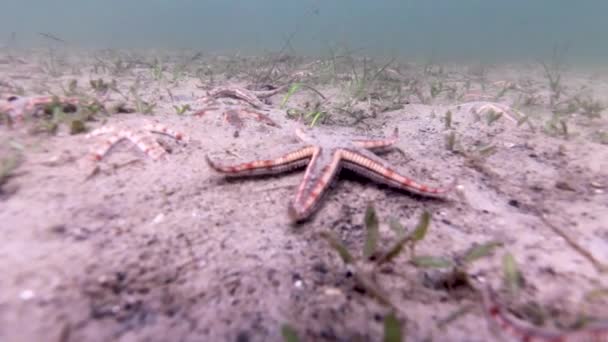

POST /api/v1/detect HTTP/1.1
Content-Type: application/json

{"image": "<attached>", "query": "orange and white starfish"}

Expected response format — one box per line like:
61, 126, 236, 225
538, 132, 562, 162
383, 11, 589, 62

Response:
481, 285, 608, 342
206, 127, 453, 222
195, 96, 279, 129
194, 86, 286, 129
86, 122, 188, 162
0, 94, 80, 126
471, 102, 523, 123
208, 86, 286, 109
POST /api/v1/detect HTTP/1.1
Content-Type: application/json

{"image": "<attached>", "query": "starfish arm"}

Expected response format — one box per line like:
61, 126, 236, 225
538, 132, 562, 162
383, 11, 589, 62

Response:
28, 95, 58, 106
209, 87, 268, 109
240, 108, 279, 127
289, 149, 341, 222
194, 108, 214, 117
86, 126, 118, 138
123, 132, 167, 160
194, 98, 222, 115
479, 286, 608, 342
340, 148, 452, 197
91, 131, 166, 161
251, 85, 288, 98
144, 123, 188, 142
470, 102, 521, 123
29, 96, 80, 111
89, 134, 125, 161
352, 128, 399, 151
206, 146, 315, 177
481, 286, 560, 341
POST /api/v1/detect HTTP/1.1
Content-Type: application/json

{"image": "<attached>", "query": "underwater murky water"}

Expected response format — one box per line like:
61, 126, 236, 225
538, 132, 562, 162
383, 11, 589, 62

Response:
2, 0, 608, 62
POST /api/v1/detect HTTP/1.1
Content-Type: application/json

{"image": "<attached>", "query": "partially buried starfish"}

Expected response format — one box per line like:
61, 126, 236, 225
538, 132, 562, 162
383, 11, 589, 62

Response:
208, 86, 286, 109
86, 122, 188, 162
0, 94, 81, 126
471, 102, 523, 123
481, 285, 608, 341
206, 127, 453, 222
194, 85, 286, 129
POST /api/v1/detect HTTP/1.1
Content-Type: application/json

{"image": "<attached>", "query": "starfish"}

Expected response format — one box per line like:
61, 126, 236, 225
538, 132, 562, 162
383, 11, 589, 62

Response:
209, 85, 286, 109
462, 92, 494, 102
206, 127, 453, 222
194, 85, 287, 129
0, 94, 81, 126
86, 121, 188, 162
471, 102, 523, 123
195, 96, 279, 129
481, 285, 608, 342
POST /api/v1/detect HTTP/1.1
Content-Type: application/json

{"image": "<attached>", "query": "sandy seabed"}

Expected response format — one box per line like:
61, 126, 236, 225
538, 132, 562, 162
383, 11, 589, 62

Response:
0, 48, 607, 341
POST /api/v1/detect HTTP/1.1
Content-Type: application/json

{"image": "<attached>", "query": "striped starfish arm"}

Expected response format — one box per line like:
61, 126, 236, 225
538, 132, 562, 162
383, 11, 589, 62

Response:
209, 87, 268, 109
26, 96, 55, 107
89, 134, 126, 161
194, 108, 218, 117
86, 126, 118, 138
194, 97, 222, 116
29, 95, 80, 106
339, 148, 452, 197
89, 130, 166, 161
289, 149, 341, 222
239, 108, 279, 127
143, 123, 188, 142
481, 286, 608, 342
206, 146, 316, 177
28, 96, 80, 114
121, 131, 167, 160
252, 85, 288, 98
471, 102, 521, 123
352, 128, 399, 151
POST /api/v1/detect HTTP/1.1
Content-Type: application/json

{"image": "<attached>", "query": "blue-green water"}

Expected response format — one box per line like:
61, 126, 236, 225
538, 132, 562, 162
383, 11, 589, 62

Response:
2, 0, 607, 62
